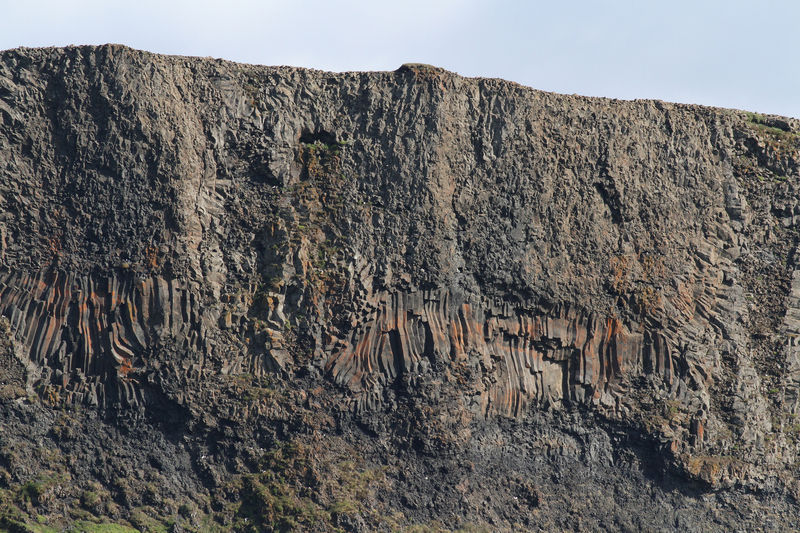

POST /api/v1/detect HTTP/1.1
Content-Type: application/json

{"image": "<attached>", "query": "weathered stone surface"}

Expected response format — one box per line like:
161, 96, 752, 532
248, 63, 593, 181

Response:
1, 44, 800, 530
325, 289, 655, 416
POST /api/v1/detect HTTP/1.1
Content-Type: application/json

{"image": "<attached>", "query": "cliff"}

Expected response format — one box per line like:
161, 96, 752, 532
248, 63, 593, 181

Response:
1, 44, 800, 531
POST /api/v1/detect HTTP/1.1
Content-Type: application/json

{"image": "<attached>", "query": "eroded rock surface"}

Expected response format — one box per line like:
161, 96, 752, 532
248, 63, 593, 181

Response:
1, 45, 800, 531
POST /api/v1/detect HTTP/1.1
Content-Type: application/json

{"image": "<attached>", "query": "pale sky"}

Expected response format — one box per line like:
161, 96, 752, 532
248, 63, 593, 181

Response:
2, 0, 799, 118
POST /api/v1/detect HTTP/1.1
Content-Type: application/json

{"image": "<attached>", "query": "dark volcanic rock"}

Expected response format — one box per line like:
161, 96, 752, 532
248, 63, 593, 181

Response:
1, 44, 800, 531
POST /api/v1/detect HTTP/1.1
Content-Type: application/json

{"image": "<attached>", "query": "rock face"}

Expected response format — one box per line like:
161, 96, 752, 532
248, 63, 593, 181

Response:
326, 289, 648, 417
1, 45, 800, 531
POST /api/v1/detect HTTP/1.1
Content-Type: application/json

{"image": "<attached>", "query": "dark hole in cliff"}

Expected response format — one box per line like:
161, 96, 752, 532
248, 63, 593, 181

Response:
389, 329, 405, 376
593, 181, 624, 225
245, 153, 279, 185
299, 129, 338, 145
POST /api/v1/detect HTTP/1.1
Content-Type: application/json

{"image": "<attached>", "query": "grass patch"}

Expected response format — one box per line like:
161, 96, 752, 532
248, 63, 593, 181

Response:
745, 112, 799, 152
65, 522, 139, 533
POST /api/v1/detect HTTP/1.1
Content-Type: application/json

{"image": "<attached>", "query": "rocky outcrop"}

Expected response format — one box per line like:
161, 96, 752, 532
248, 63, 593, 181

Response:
326, 289, 654, 416
1, 45, 800, 531
0, 270, 206, 405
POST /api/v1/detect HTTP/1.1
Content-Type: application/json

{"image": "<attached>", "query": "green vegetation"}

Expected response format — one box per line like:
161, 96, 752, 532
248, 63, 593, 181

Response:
16, 472, 69, 508
231, 374, 275, 403
744, 112, 800, 154
0, 435, 498, 532
298, 141, 344, 181
746, 112, 790, 133
327, 499, 358, 516
781, 412, 800, 443
208, 440, 396, 532
0, 491, 40, 533
0, 464, 175, 533
65, 522, 139, 533
1, 491, 135, 533
233, 474, 326, 532
230, 442, 325, 532
126, 508, 175, 533
402, 523, 491, 533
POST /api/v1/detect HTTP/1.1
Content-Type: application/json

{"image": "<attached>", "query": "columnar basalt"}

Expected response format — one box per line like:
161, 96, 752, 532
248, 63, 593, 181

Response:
325, 289, 665, 417
0, 270, 214, 406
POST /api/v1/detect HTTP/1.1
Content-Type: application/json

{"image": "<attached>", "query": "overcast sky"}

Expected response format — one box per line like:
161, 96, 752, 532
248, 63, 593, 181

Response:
2, 0, 799, 118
